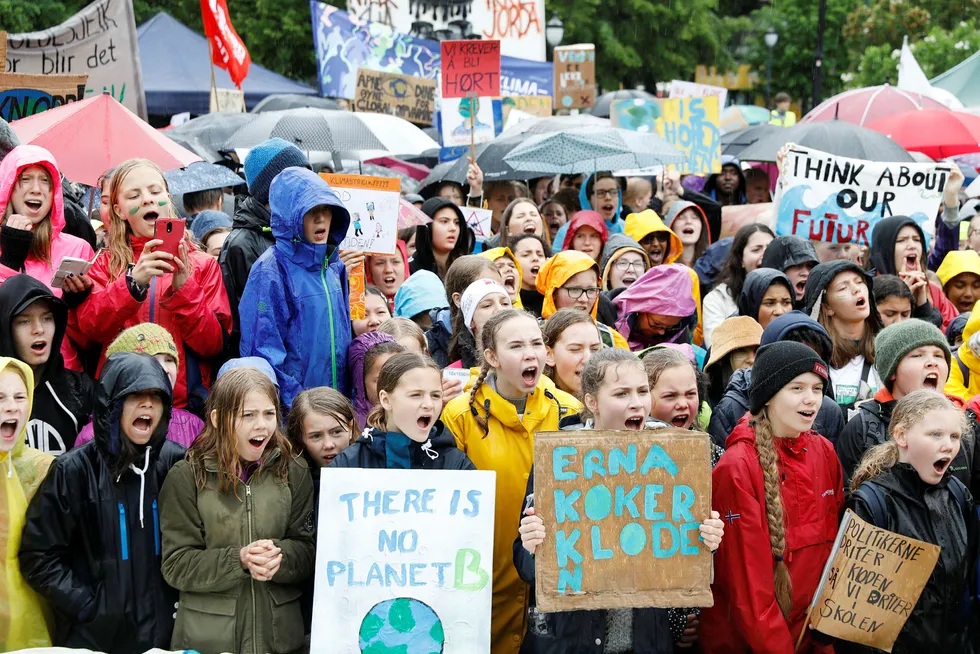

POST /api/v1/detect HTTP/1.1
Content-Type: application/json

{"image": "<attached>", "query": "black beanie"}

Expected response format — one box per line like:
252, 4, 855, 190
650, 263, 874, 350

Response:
749, 341, 830, 414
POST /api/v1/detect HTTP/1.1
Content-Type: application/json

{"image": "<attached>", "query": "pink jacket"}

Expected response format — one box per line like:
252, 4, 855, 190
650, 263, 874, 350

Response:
0, 145, 94, 370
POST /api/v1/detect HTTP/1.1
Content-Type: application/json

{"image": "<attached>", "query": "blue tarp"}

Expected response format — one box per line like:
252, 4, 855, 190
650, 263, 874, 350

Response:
137, 13, 317, 116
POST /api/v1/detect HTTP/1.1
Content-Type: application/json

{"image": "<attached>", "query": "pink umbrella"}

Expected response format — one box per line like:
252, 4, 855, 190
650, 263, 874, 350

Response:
366, 156, 431, 181
11, 94, 201, 186
801, 84, 949, 127
398, 198, 431, 229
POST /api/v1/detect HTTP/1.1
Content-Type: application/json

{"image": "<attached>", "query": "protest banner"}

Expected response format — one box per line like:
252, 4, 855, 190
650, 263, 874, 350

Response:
321, 174, 400, 255
655, 96, 722, 175
721, 202, 775, 238
0, 72, 87, 121
533, 429, 714, 612
501, 94, 552, 123
805, 509, 940, 651
209, 87, 245, 113
668, 80, 728, 112
311, 468, 496, 653
440, 96, 496, 148
775, 145, 951, 246
463, 206, 494, 240
354, 68, 436, 125
554, 44, 595, 110
441, 40, 501, 99
5, 0, 147, 119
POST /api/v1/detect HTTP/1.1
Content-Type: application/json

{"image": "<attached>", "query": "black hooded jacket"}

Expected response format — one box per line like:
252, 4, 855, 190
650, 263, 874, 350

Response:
842, 464, 979, 654
330, 422, 475, 470
737, 268, 793, 324
0, 274, 95, 455
760, 235, 818, 308
19, 353, 184, 654
867, 215, 944, 327
802, 259, 883, 331
219, 194, 275, 353
409, 197, 475, 275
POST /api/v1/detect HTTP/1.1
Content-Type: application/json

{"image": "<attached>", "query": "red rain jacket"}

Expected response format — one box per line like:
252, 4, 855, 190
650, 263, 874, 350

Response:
701, 417, 843, 654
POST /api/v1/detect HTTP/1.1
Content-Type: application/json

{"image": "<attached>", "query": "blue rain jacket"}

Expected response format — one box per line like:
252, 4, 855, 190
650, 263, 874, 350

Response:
239, 167, 352, 407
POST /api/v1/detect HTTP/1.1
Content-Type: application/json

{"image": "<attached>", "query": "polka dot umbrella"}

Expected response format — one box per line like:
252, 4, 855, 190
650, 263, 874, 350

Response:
502, 126, 686, 174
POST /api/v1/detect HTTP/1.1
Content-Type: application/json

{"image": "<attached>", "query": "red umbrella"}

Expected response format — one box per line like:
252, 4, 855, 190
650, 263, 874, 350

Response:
802, 84, 949, 127
365, 156, 431, 181
867, 109, 980, 159
11, 94, 201, 186
398, 198, 431, 229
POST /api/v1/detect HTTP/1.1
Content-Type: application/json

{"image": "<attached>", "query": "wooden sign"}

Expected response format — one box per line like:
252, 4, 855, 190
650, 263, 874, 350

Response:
533, 429, 714, 612
553, 44, 595, 110
354, 68, 436, 126
0, 72, 87, 121
807, 509, 940, 652
441, 40, 501, 99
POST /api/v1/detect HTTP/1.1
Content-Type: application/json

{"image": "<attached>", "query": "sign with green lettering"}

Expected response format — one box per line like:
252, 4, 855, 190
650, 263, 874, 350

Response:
533, 429, 714, 612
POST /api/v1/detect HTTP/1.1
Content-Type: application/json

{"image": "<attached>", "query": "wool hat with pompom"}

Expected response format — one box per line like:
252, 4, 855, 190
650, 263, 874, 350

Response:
106, 323, 179, 367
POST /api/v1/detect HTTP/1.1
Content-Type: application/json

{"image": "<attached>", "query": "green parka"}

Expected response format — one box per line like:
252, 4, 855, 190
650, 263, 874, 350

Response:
159, 450, 315, 654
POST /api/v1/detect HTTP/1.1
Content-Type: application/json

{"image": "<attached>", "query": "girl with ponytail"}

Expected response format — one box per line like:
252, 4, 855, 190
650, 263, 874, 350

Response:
442, 309, 581, 654
701, 340, 843, 653
844, 389, 978, 653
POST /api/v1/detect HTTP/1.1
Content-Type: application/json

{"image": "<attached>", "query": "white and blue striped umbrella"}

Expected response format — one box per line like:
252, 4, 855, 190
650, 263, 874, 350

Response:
503, 126, 686, 174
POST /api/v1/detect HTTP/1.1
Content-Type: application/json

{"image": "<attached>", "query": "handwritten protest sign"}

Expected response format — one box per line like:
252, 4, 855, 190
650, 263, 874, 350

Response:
609, 97, 661, 133
321, 174, 400, 255
806, 509, 939, 651
533, 429, 714, 612
463, 207, 494, 240
5, 0, 147, 119
441, 40, 501, 99
655, 97, 722, 175
501, 95, 552, 123
554, 44, 595, 110
0, 72, 87, 121
354, 68, 436, 125
775, 146, 950, 246
312, 468, 496, 653
668, 80, 728, 113
440, 96, 496, 148
209, 87, 245, 113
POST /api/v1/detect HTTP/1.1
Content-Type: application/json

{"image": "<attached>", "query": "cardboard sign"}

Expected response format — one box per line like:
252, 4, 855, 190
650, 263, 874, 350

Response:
440, 96, 495, 148
463, 206, 494, 240
209, 87, 245, 113
533, 429, 714, 612
501, 95, 552, 123
655, 97, 722, 175
807, 509, 940, 652
354, 68, 436, 126
775, 146, 950, 246
668, 80, 728, 112
5, 0, 148, 119
0, 72, 87, 121
321, 174, 400, 254
311, 468, 496, 654
553, 44, 595, 110
441, 40, 501, 99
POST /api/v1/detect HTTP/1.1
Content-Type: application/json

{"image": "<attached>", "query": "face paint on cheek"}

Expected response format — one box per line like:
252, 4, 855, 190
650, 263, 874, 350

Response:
157, 200, 169, 207
834, 293, 848, 301
128, 205, 141, 216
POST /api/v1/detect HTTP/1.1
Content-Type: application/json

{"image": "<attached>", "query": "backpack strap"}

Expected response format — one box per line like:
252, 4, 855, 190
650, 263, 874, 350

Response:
953, 350, 971, 390
948, 476, 968, 517
852, 481, 888, 528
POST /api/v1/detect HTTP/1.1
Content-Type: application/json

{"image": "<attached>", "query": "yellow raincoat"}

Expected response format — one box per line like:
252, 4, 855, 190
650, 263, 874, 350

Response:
0, 358, 53, 650
479, 247, 524, 309
442, 377, 581, 654
946, 302, 980, 402
624, 209, 705, 345
535, 250, 630, 349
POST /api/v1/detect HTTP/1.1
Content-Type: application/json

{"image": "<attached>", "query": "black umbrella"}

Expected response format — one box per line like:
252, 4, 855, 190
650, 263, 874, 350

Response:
224, 108, 387, 152
165, 113, 256, 163
721, 124, 782, 158
592, 89, 657, 118
418, 160, 459, 197
737, 121, 913, 163
251, 94, 341, 112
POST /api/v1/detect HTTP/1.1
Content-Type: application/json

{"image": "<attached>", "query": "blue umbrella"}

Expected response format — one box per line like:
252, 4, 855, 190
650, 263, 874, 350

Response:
165, 162, 245, 196
503, 126, 686, 174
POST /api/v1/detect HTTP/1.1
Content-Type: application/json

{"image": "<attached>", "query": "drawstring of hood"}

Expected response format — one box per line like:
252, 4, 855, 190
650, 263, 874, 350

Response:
117, 446, 152, 528
421, 440, 438, 460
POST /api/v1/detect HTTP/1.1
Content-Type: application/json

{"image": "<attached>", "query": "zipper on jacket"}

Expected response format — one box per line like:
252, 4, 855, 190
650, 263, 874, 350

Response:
152, 499, 161, 556
118, 503, 130, 561
246, 484, 257, 654
320, 260, 338, 388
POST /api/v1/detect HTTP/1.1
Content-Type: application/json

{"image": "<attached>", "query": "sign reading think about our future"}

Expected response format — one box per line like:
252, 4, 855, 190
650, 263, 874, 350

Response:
311, 469, 496, 654
806, 509, 940, 652
440, 40, 501, 99
533, 429, 714, 613
775, 145, 951, 247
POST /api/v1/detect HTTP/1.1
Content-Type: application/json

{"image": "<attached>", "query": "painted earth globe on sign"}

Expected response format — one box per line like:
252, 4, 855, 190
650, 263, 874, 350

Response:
359, 597, 445, 653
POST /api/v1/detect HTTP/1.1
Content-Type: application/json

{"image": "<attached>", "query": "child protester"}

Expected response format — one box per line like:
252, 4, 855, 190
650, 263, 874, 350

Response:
543, 308, 603, 398
701, 341, 843, 653
74, 323, 204, 449
0, 358, 54, 650
452, 278, 513, 369
239, 167, 352, 408
20, 353, 184, 653
348, 332, 405, 431
442, 309, 581, 654
515, 348, 725, 653
159, 367, 314, 654
0, 274, 95, 455
613, 263, 701, 353
846, 390, 979, 654
873, 274, 915, 327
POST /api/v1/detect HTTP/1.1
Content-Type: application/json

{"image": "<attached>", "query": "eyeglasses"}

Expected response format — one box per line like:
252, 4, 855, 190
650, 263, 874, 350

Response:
563, 286, 600, 300
594, 189, 618, 199
614, 259, 646, 271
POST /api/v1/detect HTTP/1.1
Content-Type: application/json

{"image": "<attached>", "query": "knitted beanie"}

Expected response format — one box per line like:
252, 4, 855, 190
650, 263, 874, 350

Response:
874, 318, 951, 384
106, 323, 179, 367
243, 138, 311, 204
748, 341, 829, 414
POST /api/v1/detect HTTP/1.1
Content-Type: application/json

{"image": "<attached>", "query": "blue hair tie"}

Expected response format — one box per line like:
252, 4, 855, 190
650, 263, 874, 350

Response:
775, 555, 784, 562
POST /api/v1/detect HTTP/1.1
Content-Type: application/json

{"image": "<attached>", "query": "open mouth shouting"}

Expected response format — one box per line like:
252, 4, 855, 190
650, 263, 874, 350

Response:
313, 227, 328, 241
521, 220, 537, 234
529, 265, 540, 279
132, 414, 155, 435
647, 242, 665, 264
600, 202, 616, 216
416, 413, 434, 432
30, 339, 48, 356
797, 408, 816, 424
624, 414, 645, 430
501, 272, 517, 294
933, 455, 952, 476
681, 225, 696, 237
923, 372, 940, 389
141, 209, 160, 228
669, 412, 690, 428
795, 277, 808, 297
383, 274, 398, 288
23, 198, 45, 217
247, 434, 269, 452
621, 272, 638, 286
0, 419, 19, 442
904, 254, 918, 271
521, 365, 539, 387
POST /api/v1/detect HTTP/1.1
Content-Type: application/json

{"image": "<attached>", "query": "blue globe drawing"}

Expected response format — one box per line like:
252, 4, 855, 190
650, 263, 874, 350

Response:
358, 597, 445, 653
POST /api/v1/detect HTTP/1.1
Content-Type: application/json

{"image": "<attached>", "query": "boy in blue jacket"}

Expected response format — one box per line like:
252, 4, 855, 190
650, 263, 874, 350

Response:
239, 167, 352, 407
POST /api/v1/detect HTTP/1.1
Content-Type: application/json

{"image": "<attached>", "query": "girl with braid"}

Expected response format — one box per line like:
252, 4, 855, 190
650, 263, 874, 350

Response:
701, 341, 843, 653
442, 309, 581, 654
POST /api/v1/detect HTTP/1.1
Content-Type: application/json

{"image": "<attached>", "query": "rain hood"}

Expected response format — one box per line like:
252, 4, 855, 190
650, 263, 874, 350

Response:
536, 250, 600, 319
624, 209, 683, 264
270, 167, 351, 271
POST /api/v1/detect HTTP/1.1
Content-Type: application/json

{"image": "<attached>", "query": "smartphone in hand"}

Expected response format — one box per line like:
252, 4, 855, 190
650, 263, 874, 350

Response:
154, 218, 185, 258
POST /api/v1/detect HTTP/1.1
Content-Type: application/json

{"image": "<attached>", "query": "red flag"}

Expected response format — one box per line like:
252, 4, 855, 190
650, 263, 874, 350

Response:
201, 0, 251, 89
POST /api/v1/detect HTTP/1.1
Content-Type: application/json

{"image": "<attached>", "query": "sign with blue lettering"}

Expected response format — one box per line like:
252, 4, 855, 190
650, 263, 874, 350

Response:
311, 468, 496, 653
533, 429, 714, 612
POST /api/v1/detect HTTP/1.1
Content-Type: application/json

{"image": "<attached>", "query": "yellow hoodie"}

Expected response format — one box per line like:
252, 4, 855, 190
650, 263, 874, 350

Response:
479, 247, 524, 309
946, 302, 980, 402
442, 377, 581, 654
937, 249, 980, 288
0, 358, 53, 650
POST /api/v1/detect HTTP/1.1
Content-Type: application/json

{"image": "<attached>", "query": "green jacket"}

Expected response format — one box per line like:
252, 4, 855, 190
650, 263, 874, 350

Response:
159, 451, 315, 654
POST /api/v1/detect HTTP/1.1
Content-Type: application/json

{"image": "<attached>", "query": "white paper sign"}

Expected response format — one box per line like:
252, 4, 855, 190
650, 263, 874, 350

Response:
322, 174, 400, 254
440, 96, 495, 148
668, 80, 728, 111
463, 206, 494, 240
312, 468, 496, 654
